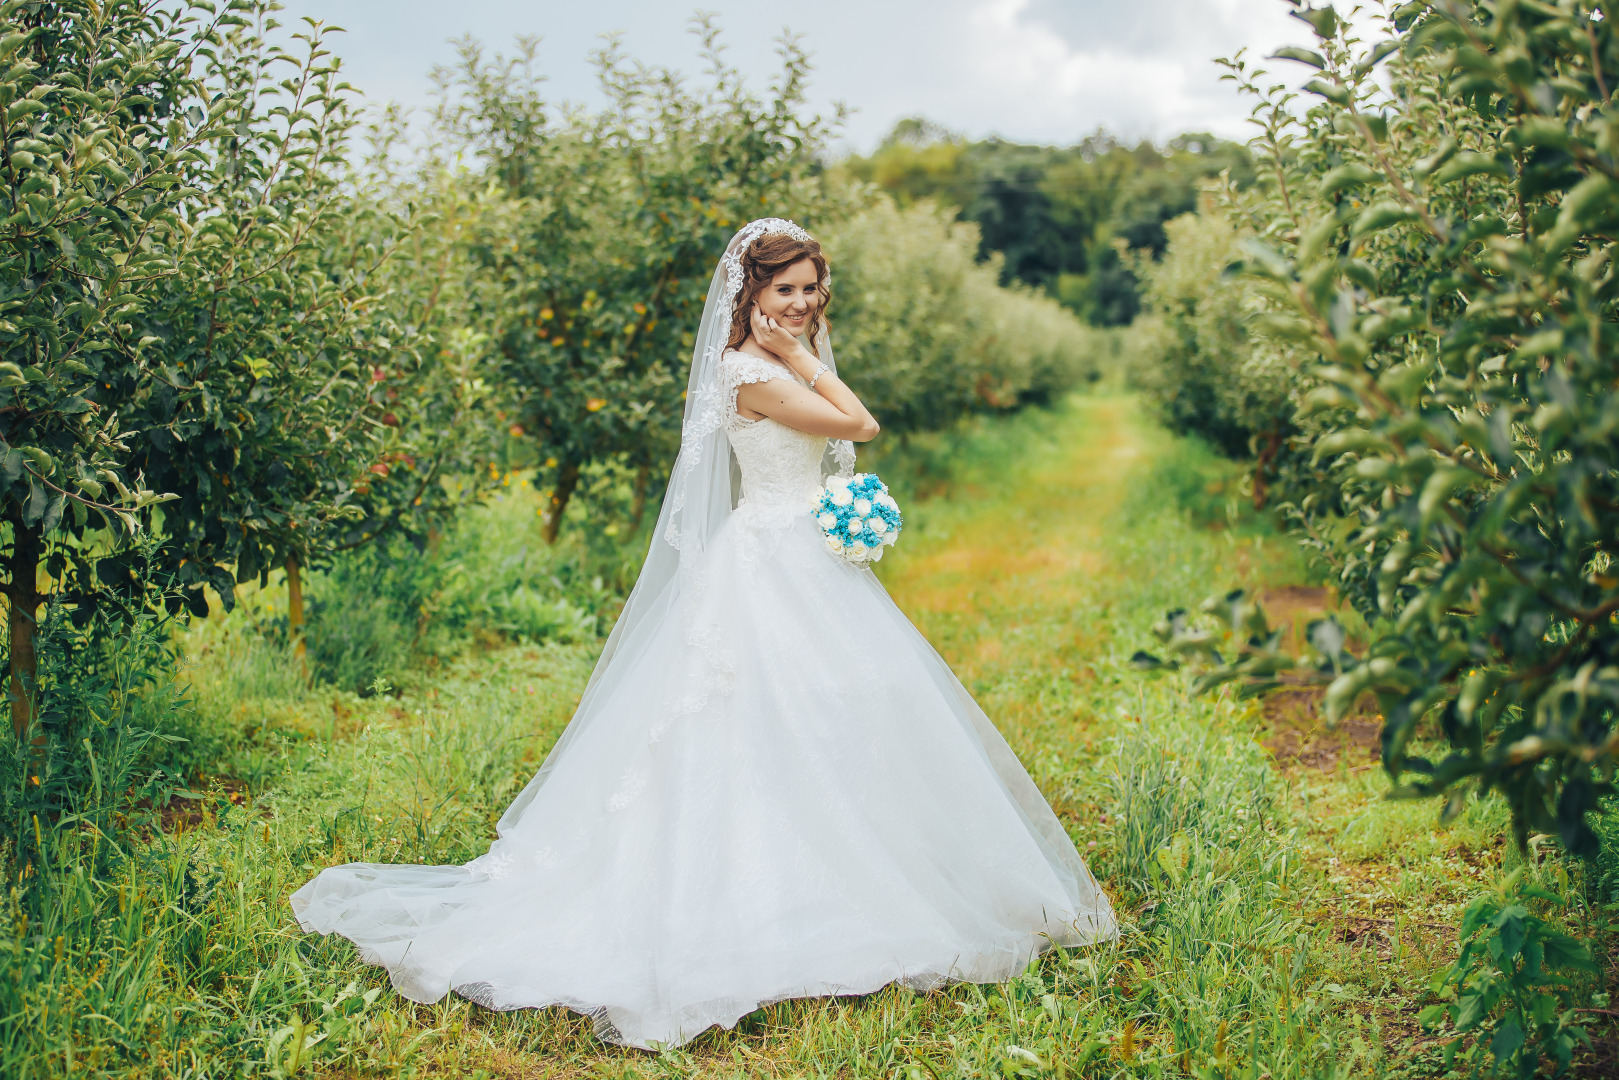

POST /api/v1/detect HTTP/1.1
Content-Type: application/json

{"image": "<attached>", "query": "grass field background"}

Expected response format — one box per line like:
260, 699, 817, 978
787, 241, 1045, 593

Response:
9, 395, 1598, 1078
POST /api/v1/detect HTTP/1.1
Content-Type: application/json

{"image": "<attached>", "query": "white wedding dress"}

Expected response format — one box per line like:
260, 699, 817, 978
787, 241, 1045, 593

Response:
292, 225, 1115, 1051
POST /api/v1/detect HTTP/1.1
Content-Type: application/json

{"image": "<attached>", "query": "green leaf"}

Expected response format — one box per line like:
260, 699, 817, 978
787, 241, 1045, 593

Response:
1454, 992, 1488, 1031
1313, 428, 1385, 460
1319, 163, 1380, 199
1354, 40, 1401, 78
1271, 47, 1328, 69
23, 479, 44, 526
1298, 215, 1342, 264
1513, 328, 1564, 359
1548, 172, 1618, 245
1237, 238, 1295, 279
1376, 359, 1432, 401
1511, 117, 1569, 150
1291, 5, 1341, 39
21, 446, 52, 474
6, 99, 46, 123
1325, 669, 1369, 724
0, 32, 31, 62
1414, 137, 1457, 177
1303, 78, 1352, 106
1432, 153, 1510, 185
1418, 467, 1472, 530
1489, 1021, 1524, 1063
1493, 912, 1527, 962
1352, 200, 1420, 239
41, 492, 64, 534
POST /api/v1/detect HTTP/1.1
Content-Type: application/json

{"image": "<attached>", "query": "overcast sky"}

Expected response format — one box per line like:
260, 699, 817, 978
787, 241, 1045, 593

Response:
276, 0, 1336, 152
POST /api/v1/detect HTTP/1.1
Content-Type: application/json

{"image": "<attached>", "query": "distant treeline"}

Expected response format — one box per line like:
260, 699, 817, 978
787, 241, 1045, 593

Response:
837, 120, 1255, 326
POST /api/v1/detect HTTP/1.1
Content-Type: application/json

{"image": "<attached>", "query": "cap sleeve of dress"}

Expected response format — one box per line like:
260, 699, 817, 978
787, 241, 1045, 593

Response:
718, 350, 796, 421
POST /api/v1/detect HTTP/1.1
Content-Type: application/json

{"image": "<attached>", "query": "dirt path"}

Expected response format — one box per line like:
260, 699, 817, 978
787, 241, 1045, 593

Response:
879, 398, 1146, 763
884, 398, 1135, 665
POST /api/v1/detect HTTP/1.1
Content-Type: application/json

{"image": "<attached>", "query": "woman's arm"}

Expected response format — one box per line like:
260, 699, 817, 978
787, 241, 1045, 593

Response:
733, 309, 881, 442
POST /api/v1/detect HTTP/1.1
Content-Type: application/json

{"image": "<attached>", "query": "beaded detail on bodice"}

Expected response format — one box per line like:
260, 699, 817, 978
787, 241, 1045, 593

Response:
719, 350, 827, 513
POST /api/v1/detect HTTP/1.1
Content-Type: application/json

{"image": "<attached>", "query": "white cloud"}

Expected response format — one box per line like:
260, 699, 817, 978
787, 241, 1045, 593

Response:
938, 0, 1310, 144
275, 0, 1390, 152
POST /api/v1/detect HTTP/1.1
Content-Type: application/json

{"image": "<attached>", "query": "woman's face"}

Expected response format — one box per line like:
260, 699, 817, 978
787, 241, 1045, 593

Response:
754, 257, 822, 337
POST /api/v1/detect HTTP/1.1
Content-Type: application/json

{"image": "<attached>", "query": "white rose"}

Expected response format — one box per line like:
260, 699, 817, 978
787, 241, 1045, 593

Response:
853, 497, 871, 516
879, 494, 897, 510
831, 488, 852, 507
818, 512, 837, 530
850, 541, 867, 559
883, 530, 898, 545
869, 544, 885, 562
827, 535, 844, 551
847, 517, 864, 535
827, 475, 850, 492
870, 517, 888, 534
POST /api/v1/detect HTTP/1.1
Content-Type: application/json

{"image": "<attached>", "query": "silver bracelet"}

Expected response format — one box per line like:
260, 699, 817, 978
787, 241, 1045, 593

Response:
809, 362, 830, 390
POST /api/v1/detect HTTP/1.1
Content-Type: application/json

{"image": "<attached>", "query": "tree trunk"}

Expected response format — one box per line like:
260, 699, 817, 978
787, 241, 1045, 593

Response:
543, 460, 580, 544
286, 556, 306, 666
1252, 429, 1283, 511
8, 517, 41, 738
628, 464, 651, 534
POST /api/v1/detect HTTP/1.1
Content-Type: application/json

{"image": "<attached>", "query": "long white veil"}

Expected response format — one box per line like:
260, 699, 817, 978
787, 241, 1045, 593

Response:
498, 218, 851, 828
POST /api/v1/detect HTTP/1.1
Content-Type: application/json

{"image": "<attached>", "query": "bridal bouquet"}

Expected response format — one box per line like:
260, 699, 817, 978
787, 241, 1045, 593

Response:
814, 473, 902, 565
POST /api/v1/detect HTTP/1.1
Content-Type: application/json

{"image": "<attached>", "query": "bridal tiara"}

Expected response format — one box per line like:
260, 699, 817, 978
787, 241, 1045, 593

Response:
720, 217, 814, 306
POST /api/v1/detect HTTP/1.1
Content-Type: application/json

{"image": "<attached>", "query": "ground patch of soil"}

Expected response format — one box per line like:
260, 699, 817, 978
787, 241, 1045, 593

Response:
1257, 584, 1335, 651
135, 779, 252, 833
1262, 685, 1382, 773
1249, 586, 1383, 773
1575, 1027, 1619, 1078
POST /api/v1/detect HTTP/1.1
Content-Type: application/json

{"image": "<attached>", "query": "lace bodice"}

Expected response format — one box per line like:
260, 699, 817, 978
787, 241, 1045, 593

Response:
720, 350, 828, 513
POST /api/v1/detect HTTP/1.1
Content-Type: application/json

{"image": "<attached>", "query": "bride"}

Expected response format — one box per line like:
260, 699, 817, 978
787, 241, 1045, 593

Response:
291, 218, 1115, 1050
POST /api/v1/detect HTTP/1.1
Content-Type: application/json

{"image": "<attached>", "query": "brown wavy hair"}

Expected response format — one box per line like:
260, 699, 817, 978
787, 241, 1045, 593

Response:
725, 232, 831, 350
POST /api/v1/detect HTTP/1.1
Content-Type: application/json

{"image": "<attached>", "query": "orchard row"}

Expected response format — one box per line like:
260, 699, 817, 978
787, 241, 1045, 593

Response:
0, 1, 1099, 729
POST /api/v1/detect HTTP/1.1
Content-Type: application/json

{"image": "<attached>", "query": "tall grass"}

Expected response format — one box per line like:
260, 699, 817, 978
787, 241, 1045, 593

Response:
0, 394, 1599, 1077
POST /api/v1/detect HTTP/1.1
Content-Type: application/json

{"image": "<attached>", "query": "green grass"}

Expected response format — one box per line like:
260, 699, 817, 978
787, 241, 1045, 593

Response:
2, 394, 1607, 1078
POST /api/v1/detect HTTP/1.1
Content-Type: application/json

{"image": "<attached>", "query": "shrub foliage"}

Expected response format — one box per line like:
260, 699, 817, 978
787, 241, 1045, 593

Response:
1146, 0, 1619, 865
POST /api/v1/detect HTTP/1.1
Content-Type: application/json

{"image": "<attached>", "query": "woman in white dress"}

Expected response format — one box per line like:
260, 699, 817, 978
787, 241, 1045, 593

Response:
291, 218, 1115, 1050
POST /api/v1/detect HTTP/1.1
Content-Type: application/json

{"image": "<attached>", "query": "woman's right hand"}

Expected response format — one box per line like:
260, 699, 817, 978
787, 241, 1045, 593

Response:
749, 306, 811, 366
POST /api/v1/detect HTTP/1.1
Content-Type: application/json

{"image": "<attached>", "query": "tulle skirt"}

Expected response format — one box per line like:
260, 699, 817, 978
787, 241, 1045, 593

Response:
290, 506, 1115, 1049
